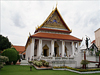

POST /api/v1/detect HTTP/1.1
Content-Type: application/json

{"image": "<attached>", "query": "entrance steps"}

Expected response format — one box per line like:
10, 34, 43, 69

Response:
20, 60, 29, 65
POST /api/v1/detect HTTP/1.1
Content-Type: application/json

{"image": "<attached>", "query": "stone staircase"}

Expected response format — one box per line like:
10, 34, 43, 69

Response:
20, 60, 29, 65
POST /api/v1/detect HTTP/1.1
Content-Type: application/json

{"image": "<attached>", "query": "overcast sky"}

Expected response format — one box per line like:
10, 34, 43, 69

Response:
1, 0, 100, 46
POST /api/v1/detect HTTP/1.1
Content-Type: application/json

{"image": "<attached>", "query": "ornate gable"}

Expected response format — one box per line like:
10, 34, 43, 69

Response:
42, 10, 67, 29
40, 7, 71, 32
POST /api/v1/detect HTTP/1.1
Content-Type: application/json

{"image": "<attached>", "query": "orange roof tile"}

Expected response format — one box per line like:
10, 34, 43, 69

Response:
35, 28, 71, 33
31, 32, 82, 41
13, 45, 25, 54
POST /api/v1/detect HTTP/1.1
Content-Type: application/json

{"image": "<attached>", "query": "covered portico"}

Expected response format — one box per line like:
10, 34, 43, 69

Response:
25, 32, 81, 60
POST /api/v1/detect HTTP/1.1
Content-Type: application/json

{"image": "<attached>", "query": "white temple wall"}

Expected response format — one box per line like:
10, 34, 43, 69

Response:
29, 44, 32, 60
65, 42, 72, 57
26, 44, 29, 60
74, 51, 82, 67
25, 47, 27, 59
26, 43, 31, 60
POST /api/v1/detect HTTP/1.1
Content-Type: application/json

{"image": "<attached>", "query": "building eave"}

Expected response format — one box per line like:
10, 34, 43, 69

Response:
35, 28, 71, 33
31, 32, 82, 42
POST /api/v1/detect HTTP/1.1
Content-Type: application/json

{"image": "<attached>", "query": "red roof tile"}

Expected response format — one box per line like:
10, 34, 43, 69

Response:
13, 45, 25, 54
31, 32, 82, 41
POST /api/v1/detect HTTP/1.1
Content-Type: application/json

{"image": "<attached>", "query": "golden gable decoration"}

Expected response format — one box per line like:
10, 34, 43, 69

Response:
37, 7, 71, 32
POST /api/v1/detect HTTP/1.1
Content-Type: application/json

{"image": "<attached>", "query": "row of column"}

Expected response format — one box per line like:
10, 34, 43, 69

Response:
30, 38, 80, 60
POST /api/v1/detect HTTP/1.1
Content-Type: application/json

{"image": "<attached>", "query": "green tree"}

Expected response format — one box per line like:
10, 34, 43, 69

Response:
0, 35, 11, 51
1, 48, 20, 65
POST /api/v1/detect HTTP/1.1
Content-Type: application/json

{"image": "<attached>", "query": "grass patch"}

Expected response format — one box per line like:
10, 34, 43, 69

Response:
0, 65, 100, 75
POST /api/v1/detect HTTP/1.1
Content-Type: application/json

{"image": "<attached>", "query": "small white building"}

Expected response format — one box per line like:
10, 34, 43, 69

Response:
25, 7, 82, 67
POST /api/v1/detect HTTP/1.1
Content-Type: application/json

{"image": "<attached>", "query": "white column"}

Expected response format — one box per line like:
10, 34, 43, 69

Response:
72, 42, 75, 56
51, 40, 54, 56
62, 40, 65, 57
77, 42, 80, 52
30, 38, 35, 60
38, 39, 42, 56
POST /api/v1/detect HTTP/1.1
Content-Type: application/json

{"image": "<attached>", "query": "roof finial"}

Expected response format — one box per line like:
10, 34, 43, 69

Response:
56, 1, 58, 8
52, 6, 54, 11
29, 32, 31, 36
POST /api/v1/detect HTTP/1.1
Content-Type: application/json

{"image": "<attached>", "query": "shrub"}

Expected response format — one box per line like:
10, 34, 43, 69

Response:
0, 56, 9, 62
0, 56, 9, 69
81, 60, 90, 65
33, 61, 42, 67
2, 48, 19, 65
40, 60, 46, 65
53, 65, 100, 72
36, 61, 42, 67
33, 61, 38, 65
44, 62, 49, 67
53, 66, 60, 69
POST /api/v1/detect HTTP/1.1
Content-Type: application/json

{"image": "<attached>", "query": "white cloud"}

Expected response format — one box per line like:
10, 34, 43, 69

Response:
1, 1, 100, 46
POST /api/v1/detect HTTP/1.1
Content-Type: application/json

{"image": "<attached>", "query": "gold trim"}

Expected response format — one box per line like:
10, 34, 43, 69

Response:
54, 41, 59, 47
52, 40, 54, 44
63, 41, 64, 45
73, 42, 74, 45
84, 51, 86, 53
56, 2, 58, 7
79, 42, 81, 46
40, 39, 41, 44
43, 44, 49, 56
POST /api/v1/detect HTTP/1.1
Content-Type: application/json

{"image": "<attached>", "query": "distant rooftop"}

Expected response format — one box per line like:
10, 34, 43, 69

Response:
13, 45, 25, 54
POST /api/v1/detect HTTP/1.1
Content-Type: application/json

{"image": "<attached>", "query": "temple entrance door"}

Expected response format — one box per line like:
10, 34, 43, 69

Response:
54, 42, 59, 57
54, 47, 57, 57
43, 44, 49, 57
44, 49, 47, 56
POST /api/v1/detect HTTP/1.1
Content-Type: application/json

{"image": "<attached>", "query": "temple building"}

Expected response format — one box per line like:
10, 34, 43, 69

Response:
25, 7, 82, 61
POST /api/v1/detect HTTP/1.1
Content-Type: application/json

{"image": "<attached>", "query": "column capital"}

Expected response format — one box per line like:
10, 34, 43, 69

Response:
39, 39, 42, 44
62, 40, 65, 45
52, 39, 54, 44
